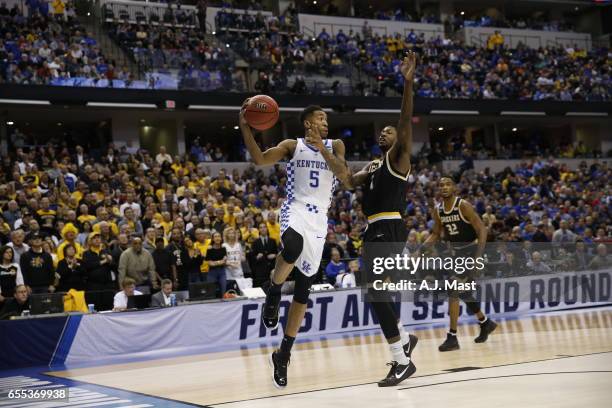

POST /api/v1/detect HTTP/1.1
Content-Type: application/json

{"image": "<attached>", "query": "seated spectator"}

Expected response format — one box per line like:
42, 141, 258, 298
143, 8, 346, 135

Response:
335, 259, 358, 288
526, 251, 552, 274
0, 284, 30, 319
588, 244, 610, 270
151, 278, 175, 308
113, 277, 142, 311
325, 248, 347, 284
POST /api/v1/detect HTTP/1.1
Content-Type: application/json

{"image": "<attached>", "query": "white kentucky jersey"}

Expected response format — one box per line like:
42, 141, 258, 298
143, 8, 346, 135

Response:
285, 138, 337, 211
279, 138, 337, 277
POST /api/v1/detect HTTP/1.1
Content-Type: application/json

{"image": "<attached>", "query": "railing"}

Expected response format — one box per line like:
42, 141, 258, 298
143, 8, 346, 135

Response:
99, 0, 200, 28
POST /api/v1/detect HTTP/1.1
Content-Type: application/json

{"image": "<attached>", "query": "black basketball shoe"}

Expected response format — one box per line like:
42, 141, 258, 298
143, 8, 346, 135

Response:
261, 292, 281, 330
438, 333, 460, 352
269, 350, 290, 389
377, 360, 417, 387
474, 319, 497, 343
403, 334, 419, 358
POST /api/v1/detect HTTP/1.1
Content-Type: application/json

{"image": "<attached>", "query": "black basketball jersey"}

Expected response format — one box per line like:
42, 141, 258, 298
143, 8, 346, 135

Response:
362, 152, 409, 217
437, 197, 478, 244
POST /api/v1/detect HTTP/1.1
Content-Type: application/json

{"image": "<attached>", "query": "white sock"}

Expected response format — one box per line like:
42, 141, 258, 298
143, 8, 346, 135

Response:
397, 322, 410, 347
390, 340, 409, 365
479, 316, 488, 324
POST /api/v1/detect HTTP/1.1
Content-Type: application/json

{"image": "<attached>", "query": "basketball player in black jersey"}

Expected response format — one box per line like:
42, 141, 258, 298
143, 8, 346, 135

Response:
425, 176, 497, 351
310, 52, 418, 386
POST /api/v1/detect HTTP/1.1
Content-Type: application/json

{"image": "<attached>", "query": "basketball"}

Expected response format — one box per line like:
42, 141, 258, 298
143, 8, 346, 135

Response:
243, 95, 280, 130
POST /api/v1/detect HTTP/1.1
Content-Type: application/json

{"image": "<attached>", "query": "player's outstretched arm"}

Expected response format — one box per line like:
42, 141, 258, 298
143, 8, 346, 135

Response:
239, 100, 295, 165
389, 52, 416, 175
460, 200, 487, 258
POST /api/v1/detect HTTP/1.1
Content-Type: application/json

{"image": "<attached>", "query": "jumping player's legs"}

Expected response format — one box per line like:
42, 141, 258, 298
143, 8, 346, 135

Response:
262, 227, 303, 329
270, 269, 315, 388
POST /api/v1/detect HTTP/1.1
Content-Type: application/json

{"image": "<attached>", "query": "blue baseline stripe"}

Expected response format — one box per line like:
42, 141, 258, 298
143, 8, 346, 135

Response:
50, 314, 83, 366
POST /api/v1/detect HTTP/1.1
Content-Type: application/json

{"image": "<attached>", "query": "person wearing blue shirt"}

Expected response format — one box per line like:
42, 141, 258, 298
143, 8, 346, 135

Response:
317, 28, 330, 42
325, 248, 346, 284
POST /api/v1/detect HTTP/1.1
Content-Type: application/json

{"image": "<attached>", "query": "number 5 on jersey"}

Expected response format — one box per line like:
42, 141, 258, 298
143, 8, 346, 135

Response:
310, 170, 319, 187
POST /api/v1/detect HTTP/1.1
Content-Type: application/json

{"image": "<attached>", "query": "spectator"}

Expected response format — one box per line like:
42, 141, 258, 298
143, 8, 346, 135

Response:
179, 235, 203, 289
151, 278, 175, 307
205, 231, 227, 296
526, 251, 552, 274
152, 237, 176, 284
249, 223, 277, 288
0, 284, 30, 319
82, 232, 115, 310
118, 236, 158, 291
223, 227, 245, 280
487, 30, 504, 50
588, 244, 610, 270
322, 231, 345, 262
0, 246, 23, 299
573, 240, 590, 270
20, 233, 55, 294
336, 259, 358, 288
266, 212, 280, 244
552, 220, 577, 244
7, 229, 29, 265
156, 146, 173, 165
56, 223, 84, 261
325, 248, 347, 284
56, 243, 85, 292
113, 277, 142, 311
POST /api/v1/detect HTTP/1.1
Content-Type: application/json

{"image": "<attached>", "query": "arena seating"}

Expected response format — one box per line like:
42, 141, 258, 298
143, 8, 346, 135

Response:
2, 1, 608, 100
0, 136, 609, 314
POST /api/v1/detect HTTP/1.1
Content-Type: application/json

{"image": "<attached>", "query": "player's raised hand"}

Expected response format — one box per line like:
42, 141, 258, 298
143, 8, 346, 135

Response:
399, 51, 417, 81
238, 98, 250, 127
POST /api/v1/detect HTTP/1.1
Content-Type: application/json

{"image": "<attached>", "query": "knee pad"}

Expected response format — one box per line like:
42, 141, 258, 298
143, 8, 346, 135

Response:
280, 227, 304, 264
292, 270, 314, 304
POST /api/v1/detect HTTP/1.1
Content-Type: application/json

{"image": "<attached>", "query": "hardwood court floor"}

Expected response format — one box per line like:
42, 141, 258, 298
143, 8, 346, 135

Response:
50, 307, 612, 407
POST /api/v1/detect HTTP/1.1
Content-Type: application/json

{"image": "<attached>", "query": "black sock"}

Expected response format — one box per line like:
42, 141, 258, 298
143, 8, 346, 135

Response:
449, 329, 457, 335
269, 281, 283, 296
280, 334, 295, 355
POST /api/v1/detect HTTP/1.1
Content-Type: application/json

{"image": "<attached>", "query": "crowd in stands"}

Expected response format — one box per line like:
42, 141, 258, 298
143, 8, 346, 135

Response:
424, 139, 603, 162
0, 1, 131, 86
2, 1, 609, 99
0, 136, 609, 317
450, 13, 575, 32
219, 20, 610, 101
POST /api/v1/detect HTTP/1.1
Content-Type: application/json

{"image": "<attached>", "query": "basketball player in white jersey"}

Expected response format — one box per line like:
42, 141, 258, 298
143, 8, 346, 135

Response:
239, 103, 347, 388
